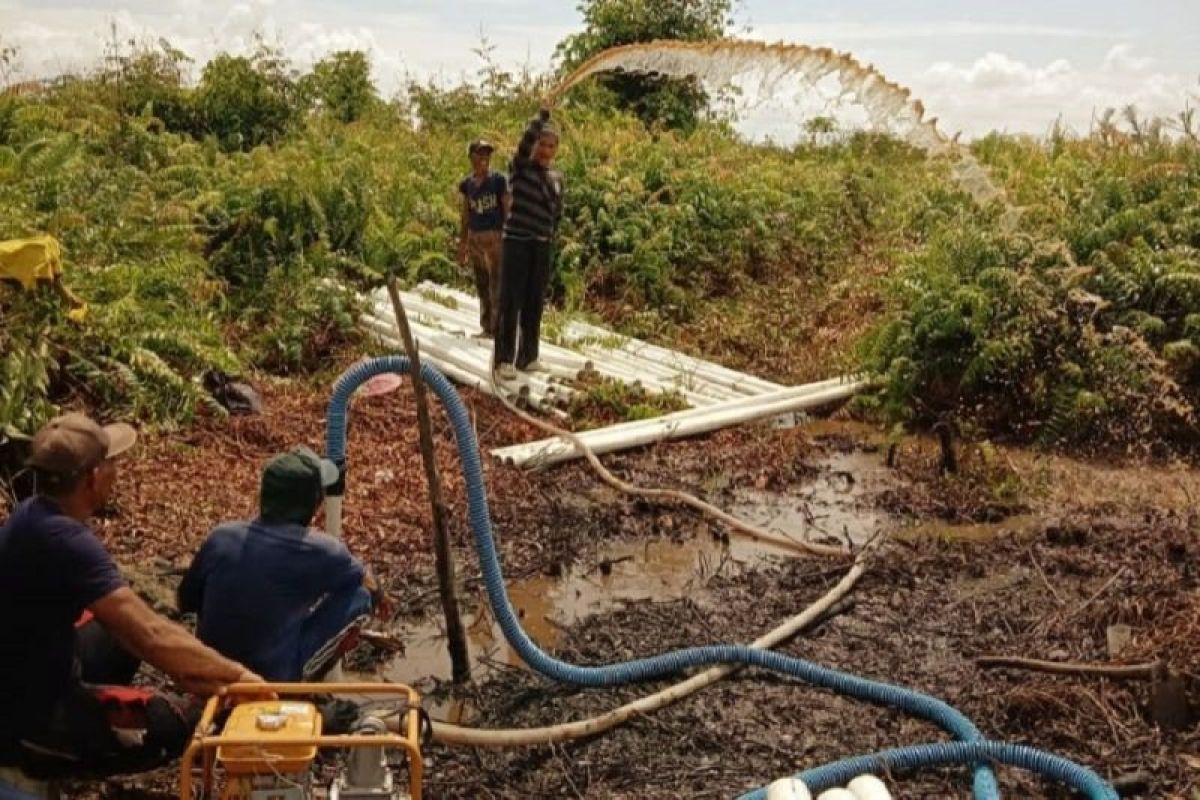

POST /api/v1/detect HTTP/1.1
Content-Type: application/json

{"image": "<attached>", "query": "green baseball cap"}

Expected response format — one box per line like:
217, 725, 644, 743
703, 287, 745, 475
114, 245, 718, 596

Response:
259, 446, 339, 524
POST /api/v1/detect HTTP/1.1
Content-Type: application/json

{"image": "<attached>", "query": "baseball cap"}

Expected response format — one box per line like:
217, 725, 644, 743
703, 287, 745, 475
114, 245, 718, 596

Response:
259, 446, 339, 524
468, 139, 495, 156
28, 413, 137, 477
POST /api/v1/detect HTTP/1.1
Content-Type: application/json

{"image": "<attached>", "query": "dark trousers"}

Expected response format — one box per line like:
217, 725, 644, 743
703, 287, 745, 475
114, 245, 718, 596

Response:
494, 236, 552, 369
2, 622, 196, 780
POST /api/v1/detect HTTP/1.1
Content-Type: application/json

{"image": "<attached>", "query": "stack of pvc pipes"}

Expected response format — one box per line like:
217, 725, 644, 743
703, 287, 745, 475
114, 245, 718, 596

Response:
490, 376, 864, 468
361, 291, 581, 417
360, 282, 863, 467
409, 281, 785, 407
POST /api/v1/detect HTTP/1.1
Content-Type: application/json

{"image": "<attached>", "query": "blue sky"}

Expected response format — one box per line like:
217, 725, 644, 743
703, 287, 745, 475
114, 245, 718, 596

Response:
1, 0, 1195, 137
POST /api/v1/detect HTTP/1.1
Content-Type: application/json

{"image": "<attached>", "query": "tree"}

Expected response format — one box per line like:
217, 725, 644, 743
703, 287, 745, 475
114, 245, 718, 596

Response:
0, 34, 17, 87
555, 0, 732, 131
96, 39, 194, 134
803, 115, 837, 146
301, 50, 379, 124
193, 40, 300, 150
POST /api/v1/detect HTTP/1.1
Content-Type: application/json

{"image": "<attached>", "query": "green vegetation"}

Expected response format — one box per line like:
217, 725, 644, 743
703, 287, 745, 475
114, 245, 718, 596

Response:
1, 33, 1198, 455
567, 375, 689, 429
863, 121, 1200, 449
557, 0, 733, 130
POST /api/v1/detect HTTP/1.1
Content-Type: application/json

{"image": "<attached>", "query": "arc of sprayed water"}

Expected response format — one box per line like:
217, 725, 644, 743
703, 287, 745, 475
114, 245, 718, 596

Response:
547, 38, 1006, 207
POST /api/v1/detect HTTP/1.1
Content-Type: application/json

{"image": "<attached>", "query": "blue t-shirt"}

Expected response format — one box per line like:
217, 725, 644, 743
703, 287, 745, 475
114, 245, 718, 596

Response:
0, 497, 124, 734
178, 520, 365, 680
459, 172, 508, 232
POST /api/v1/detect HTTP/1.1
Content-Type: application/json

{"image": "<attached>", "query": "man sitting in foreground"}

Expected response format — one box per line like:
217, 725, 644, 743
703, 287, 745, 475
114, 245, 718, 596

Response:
179, 447, 382, 682
0, 414, 262, 780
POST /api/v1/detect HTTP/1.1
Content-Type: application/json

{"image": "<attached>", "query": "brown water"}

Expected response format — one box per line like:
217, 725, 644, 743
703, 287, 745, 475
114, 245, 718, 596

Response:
365, 419, 1136, 720
369, 420, 895, 718
371, 533, 792, 702
550, 39, 1004, 207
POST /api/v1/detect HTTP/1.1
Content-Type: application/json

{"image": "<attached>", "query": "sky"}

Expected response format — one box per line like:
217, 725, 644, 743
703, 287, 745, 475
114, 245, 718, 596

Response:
1, 0, 1196, 139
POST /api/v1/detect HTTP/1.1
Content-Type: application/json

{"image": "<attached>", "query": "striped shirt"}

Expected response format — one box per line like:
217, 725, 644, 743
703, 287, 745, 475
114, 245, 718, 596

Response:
504, 113, 564, 241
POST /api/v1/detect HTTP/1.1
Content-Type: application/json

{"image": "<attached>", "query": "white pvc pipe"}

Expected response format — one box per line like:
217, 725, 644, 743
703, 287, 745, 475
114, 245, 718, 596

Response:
495, 375, 851, 453
361, 319, 496, 397
369, 298, 593, 377
383, 284, 782, 400
387, 296, 481, 332
325, 495, 344, 538
367, 321, 572, 409
578, 345, 739, 401
493, 380, 863, 467
412, 280, 780, 395
371, 297, 477, 335
365, 315, 578, 412
562, 318, 784, 393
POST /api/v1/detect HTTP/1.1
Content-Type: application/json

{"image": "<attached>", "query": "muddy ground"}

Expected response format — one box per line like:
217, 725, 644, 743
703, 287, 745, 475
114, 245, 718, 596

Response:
19, 371, 1200, 799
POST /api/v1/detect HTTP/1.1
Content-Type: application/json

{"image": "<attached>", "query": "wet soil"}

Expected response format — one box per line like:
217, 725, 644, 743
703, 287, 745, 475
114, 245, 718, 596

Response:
26, 370, 1200, 799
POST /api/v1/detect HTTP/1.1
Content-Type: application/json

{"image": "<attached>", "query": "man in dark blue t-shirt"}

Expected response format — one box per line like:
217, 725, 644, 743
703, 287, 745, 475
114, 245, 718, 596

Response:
0, 414, 260, 780
457, 139, 510, 337
179, 447, 381, 682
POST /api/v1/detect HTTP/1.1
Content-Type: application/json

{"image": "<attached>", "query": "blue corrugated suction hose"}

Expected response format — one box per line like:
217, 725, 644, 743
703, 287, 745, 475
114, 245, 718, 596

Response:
326, 357, 1117, 800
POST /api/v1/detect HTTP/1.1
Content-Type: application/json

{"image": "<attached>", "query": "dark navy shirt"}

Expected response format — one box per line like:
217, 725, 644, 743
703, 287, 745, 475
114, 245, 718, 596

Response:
178, 520, 365, 680
0, 497, 124, 734
459, 172, 508, 232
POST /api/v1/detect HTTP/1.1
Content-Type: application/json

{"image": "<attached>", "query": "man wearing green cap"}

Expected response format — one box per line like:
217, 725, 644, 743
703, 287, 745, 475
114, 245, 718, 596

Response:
0, 414, 261, 780
179, 447, 380, 682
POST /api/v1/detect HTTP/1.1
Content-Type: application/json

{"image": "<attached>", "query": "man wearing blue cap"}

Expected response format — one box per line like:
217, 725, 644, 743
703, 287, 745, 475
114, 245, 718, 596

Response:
457, 139, 510, 337
179, 447, 382, 682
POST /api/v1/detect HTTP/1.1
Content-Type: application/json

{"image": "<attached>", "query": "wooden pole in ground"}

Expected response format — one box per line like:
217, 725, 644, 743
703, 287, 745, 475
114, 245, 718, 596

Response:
386, 277, 471, 683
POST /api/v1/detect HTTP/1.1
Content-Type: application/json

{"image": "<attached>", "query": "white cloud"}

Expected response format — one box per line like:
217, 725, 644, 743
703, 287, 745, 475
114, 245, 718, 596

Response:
752, 20, 1122, 45
925, 52, 1073, 92
0, 1, 563, 94
1101, 43, 1152, 74
914, 45, 1194, 136
2, 2, 1196, 138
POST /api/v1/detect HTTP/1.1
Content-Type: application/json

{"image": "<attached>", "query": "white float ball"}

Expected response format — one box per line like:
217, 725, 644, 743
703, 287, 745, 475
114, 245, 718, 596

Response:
815, 790, 858, 800
765, 777, 813, 800
847, 774, 892, 800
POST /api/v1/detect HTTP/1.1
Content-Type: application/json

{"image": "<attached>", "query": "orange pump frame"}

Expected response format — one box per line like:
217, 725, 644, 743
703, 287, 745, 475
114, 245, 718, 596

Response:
179, 683, 423, 800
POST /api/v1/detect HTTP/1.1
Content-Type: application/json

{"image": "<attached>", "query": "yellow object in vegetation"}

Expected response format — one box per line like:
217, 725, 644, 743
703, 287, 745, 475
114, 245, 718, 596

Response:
0, 235, 88, 321
0, 235, 64, 289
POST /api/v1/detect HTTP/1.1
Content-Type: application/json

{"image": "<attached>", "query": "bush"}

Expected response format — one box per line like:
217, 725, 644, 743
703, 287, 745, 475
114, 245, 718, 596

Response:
862, 129, 1200, 449
300, 51, 379, 124
193, 43, 301, 150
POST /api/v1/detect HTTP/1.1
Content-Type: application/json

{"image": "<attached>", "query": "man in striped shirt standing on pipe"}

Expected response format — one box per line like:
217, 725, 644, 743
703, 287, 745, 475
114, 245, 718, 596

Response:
493, 102, 564, 380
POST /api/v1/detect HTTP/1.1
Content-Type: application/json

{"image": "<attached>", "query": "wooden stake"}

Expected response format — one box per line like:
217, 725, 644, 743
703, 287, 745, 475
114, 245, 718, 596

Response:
386, 277, 471, 683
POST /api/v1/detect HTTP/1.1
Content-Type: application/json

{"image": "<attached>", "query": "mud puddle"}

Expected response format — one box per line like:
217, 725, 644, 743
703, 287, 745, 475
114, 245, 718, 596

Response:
370, 533, 792, 719
368, 419, 1039, 720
